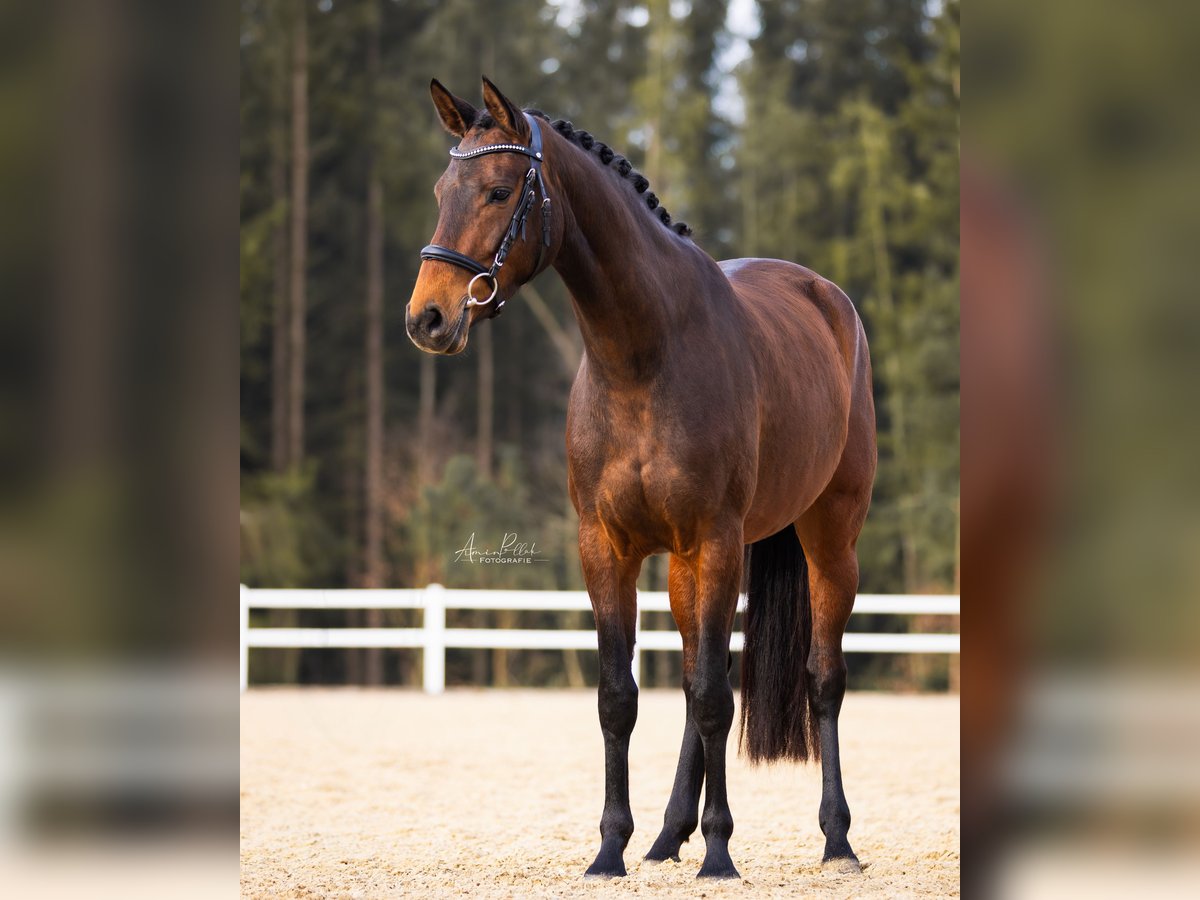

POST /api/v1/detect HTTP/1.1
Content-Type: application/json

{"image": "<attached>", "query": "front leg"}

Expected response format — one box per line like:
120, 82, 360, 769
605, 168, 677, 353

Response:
580, 519, 642, 878
689, 530, 744, 880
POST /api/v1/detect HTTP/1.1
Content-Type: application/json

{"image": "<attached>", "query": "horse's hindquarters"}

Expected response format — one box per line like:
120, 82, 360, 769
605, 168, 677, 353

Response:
721, 259, 869, 539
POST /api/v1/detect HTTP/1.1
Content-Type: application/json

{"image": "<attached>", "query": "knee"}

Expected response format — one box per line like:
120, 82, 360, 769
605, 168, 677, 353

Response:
598, 672, 638, 737
690, 674, 734, 738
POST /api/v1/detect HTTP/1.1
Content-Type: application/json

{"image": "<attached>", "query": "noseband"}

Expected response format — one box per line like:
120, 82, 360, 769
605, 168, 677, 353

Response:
419, 113, 551, 319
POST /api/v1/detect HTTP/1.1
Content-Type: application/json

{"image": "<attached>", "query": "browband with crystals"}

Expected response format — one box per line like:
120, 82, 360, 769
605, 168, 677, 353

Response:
450, 142, 541, 161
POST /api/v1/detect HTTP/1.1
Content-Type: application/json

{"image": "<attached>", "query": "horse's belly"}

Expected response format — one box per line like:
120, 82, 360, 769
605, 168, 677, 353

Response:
742, 402, 849, 542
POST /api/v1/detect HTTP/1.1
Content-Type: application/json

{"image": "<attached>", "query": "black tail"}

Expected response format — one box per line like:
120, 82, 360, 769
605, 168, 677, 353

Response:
739, 526, 820, 764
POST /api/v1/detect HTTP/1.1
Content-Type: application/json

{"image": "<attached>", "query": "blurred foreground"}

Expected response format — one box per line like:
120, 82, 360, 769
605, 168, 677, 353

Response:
1, 667, 235, 899
966, 0, 1200, 894
0, 1, 238, 897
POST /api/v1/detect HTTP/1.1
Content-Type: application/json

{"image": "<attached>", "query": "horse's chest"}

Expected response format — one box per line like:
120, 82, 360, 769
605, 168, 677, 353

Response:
584, 453, 688, 553
568, 409, 723, 553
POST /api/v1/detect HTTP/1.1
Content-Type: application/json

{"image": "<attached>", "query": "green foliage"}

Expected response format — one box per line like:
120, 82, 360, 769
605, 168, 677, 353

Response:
403, 452, 573, 590
240, 465, 341, 587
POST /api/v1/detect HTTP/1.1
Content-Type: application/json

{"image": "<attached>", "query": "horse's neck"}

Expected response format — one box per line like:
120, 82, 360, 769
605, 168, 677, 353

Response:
549, 148, 699, 384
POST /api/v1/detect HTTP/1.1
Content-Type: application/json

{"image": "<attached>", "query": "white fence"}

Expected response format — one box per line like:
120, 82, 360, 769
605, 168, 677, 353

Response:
239, 586, 959, 693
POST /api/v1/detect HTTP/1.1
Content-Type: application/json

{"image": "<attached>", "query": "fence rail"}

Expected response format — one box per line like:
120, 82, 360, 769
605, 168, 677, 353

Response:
240, 585, 959, 693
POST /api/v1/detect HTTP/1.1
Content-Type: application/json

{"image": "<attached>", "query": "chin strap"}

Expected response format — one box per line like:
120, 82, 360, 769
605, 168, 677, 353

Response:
419, 114, 551, 319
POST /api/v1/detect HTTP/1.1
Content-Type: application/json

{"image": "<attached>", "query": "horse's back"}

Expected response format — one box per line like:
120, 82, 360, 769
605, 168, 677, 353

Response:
719, 257, 866, 377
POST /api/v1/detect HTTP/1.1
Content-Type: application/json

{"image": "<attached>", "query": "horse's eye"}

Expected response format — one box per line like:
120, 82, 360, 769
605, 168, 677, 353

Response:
488, 188, 512, 204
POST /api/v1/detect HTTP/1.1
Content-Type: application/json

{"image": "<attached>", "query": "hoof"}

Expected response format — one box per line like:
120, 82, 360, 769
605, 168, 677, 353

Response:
822, 856, 862, 875
697, 857, 741, 880
584, 859, 627, 879
644, 851, 681, 864
697, 868, 741, 880
586, 836, 630, 879
644, 839, 683, 863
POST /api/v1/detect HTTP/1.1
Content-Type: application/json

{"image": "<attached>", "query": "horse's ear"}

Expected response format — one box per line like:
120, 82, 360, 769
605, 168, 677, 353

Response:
481, 76, 530, 142
430, 78, 476, 138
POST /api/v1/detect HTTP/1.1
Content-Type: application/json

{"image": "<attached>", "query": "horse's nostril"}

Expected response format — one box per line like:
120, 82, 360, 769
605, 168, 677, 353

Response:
423, 304, 445, 335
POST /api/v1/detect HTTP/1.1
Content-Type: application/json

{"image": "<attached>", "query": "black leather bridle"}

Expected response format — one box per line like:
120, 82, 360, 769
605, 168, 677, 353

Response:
419, 113, 551, 320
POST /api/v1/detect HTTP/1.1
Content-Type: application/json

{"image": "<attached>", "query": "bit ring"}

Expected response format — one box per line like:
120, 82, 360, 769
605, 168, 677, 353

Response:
465, 272, 498, 307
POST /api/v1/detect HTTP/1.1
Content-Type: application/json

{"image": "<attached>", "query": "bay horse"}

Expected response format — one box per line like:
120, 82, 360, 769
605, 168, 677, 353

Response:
407, 77, 876, 881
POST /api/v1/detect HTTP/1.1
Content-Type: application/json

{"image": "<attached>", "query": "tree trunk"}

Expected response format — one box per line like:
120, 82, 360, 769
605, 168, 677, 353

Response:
270, 0, 297, 684
561, 482, 583, 686
644, 0, 668, 188
344, 431, 363, 685
414, 352, 437, 587
523, 284, 579, 374
742, 144, 758, 254
476, 323, 494, 480
287, 0, 309, 469
504, 298, 523, 446
563, 647, 585, 688
417, 354, 436, 485
493, 609, 512, 688
269, 18, 289, 473
363, 0, 385, 684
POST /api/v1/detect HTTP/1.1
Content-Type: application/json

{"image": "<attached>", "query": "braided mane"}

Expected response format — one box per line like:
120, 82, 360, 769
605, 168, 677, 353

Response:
470, 110, 693, 238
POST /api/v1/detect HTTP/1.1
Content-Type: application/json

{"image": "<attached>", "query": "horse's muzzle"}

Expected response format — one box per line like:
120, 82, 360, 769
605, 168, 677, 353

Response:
406, 301, 468, 354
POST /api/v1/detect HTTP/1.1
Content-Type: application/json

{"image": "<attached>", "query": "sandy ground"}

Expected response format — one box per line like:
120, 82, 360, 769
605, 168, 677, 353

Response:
241, 689, 959, 898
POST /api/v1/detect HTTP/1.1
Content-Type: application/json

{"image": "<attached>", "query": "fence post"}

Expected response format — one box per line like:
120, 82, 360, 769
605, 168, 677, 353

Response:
240, 584, 249, 693
423, 583, 446, 695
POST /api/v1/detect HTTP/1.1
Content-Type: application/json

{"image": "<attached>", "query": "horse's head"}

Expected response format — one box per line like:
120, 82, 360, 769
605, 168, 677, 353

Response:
407, 77, 559, 354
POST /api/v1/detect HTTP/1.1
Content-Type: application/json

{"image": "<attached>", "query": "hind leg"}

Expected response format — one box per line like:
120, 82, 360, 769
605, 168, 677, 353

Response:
645, 555, 705, 862
796, 489, 870, 872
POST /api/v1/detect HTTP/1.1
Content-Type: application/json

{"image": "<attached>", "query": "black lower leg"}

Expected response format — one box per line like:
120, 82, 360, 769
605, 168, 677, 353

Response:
693, 642, 739, 879
811, 655, 858, 870
585, 666, 638, 878
645, 687, 704, 861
